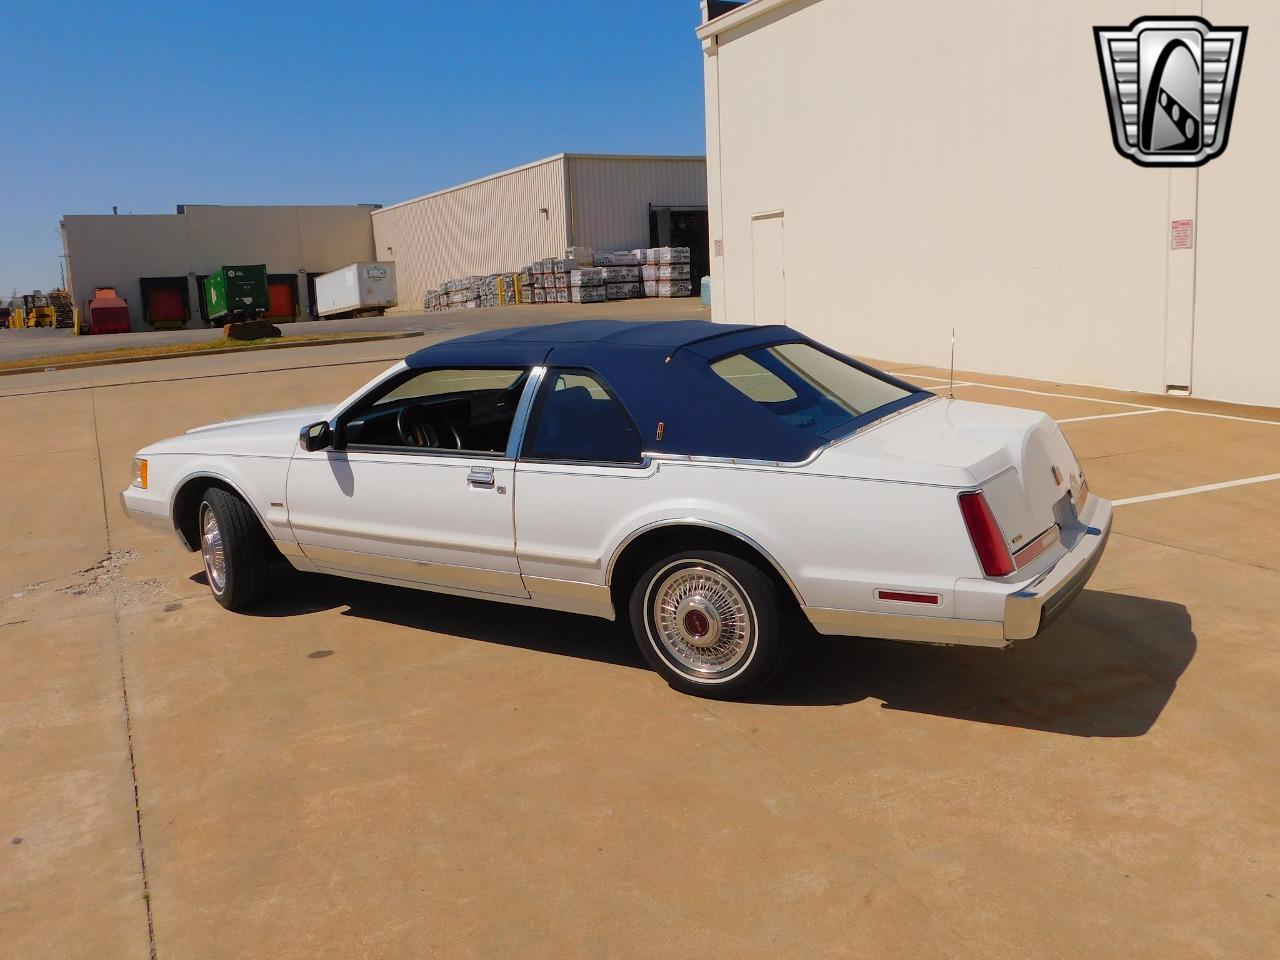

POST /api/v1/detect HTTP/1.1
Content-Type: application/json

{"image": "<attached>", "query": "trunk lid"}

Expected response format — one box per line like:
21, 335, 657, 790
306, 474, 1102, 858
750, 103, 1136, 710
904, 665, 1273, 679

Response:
817, 397, 1081, 552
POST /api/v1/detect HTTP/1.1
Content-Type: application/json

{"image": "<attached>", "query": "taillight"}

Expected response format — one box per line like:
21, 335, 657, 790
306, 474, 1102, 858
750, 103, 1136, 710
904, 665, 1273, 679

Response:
958, 491, 1015, 577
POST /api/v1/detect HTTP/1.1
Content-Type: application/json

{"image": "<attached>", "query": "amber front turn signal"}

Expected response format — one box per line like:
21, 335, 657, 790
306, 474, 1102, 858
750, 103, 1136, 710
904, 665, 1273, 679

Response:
133, 458, 148, 489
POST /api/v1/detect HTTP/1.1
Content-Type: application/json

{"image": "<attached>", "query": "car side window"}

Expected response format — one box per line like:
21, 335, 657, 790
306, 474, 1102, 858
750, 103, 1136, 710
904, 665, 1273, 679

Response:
524, 370, 643, 464
342, 367, 527, 454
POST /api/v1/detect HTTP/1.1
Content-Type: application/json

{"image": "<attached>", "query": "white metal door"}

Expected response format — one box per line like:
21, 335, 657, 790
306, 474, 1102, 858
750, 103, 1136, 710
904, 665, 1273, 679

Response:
285, 450, 526, 597
750, 212, 786, 326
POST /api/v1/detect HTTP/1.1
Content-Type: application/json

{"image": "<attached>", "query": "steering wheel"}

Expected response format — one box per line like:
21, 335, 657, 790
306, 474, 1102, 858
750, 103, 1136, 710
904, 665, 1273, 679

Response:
396, 404, 462, 449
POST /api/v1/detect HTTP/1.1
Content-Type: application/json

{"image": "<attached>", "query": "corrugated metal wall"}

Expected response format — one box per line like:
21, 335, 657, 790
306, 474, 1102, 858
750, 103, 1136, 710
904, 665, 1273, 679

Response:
371, 156, 569, 312
568, 156, 708, 253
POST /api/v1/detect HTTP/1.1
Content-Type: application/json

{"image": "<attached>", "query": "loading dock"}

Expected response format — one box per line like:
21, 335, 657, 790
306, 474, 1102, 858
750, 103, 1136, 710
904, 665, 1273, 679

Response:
138, 277, 190, 330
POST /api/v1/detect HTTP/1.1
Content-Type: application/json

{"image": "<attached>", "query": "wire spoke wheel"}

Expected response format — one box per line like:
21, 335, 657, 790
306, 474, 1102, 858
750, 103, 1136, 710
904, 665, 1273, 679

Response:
649, 562, 755, 680
200, 503, 227, 594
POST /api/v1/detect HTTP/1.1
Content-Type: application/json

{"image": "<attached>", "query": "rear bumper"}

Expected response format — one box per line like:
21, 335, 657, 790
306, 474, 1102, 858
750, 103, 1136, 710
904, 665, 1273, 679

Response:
803, 497, 1113, 647
1003, 497, 1112, 641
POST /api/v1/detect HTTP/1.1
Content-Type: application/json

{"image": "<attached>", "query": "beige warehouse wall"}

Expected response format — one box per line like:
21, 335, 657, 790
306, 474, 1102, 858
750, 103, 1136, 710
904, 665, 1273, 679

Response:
372, 157, 569, 313
704, 0, 1225, 399
1194, 0, 1278, 408
567, 156, 707, 253
64, 206, 375, 330
63, 215, 194, 331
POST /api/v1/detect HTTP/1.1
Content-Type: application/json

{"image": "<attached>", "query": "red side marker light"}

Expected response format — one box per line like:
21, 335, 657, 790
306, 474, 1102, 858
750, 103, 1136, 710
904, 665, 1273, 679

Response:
958, 491, 1015, 578
877, 589, 941, 605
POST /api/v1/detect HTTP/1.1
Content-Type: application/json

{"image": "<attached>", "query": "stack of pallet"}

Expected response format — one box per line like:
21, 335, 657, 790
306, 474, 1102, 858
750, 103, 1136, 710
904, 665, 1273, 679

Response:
591, 250, 641, 300
549, 258, 577, 303
517, 268, 536, 303
569, 267, 606, 303
422, 244, 695, 313
639, 247, 693, 297
478, 273, 519, 308
442, 276, 481, 310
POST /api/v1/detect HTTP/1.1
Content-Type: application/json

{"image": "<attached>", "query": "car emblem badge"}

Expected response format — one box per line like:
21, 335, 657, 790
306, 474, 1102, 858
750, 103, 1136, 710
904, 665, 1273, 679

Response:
1094, 16, 1247, 167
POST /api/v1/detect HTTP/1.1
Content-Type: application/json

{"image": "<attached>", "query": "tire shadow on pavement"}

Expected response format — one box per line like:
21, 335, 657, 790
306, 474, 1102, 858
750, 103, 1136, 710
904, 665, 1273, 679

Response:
238, 565, 644, 670
231, 568, 1192, 736
763, 590, 1194, 737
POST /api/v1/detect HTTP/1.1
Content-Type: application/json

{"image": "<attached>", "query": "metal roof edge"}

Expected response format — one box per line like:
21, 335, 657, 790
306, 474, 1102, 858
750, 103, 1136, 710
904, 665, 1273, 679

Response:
561, 153, 707, 162
695, 0, 799, 41
372, 154, 570, 215
374, 154, 707, 216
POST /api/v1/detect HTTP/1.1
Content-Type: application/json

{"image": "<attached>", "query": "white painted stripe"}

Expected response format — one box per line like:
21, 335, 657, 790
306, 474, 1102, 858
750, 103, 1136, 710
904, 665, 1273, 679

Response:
1112, 473, 1280, 506
1056, 408, 1166, 424
924, 381, 975, 390
904, 374, 1280, 426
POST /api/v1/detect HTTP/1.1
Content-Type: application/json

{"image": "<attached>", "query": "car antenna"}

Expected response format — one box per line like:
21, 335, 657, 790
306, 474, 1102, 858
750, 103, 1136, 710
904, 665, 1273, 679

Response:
948, 327, 956, 400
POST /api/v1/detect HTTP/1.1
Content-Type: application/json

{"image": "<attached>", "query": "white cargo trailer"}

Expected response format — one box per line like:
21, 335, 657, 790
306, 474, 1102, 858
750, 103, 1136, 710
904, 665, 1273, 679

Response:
314, 262, 397, 318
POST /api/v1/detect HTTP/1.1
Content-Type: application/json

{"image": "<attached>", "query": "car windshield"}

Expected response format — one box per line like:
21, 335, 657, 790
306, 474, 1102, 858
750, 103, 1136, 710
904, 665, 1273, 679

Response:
711, 343, 914, 440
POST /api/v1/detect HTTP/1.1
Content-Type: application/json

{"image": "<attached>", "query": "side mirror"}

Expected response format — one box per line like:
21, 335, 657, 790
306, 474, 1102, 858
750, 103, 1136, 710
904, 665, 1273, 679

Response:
299, 421, 332, 452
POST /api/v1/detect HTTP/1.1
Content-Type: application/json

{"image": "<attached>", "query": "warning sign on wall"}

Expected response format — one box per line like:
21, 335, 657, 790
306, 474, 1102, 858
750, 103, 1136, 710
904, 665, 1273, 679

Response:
1171, 219, 1194, 250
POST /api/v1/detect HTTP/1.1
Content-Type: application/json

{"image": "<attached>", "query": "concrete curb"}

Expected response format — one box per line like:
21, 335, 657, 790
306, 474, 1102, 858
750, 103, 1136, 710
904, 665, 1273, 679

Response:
0, 330, 425, 377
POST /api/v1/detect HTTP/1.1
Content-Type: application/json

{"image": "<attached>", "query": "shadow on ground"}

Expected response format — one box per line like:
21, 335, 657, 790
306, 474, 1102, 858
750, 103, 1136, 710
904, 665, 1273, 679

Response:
236, 568, 1194, 738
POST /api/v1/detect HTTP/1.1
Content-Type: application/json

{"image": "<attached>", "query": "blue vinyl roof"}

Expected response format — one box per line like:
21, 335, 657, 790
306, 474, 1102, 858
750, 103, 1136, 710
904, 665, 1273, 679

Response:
405, 319, 926, 462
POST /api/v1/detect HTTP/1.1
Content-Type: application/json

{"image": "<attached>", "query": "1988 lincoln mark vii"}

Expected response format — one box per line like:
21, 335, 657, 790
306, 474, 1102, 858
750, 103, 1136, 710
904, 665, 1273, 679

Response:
122, 319, 1111, 698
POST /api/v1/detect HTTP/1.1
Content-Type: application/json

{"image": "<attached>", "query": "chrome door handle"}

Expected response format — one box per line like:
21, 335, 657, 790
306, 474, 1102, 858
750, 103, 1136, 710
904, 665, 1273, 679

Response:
467, 466, 495, 487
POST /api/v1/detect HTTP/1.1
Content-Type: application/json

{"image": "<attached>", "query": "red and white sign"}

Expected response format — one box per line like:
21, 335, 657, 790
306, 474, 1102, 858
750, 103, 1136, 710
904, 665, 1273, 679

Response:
1171, 219, 1194, 250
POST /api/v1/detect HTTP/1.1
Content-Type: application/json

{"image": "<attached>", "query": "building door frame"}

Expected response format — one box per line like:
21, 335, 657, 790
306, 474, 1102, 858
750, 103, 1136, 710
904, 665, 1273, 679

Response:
749, 210, 786, 326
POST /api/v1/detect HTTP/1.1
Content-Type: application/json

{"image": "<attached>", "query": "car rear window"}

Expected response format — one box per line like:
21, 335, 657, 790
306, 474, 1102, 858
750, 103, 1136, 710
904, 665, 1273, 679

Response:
711, 343, 913, 440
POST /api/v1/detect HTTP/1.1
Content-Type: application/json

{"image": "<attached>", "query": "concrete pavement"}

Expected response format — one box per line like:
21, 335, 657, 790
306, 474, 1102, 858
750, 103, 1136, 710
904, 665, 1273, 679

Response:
2, 306, 1278, 958
0, 299, 706, 364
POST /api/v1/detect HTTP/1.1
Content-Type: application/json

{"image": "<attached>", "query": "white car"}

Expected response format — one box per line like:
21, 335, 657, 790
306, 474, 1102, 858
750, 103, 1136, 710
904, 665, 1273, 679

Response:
121, 319, 1111, 698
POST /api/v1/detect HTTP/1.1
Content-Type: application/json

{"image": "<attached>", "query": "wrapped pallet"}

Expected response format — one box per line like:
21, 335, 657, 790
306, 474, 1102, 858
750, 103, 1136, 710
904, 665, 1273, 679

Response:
644, 279, 694, 298
592, 250, 640, 266
606, 281, 641, 300
600, 265, 640, 282
641, 263, 691, 281
570, 285, 607, 303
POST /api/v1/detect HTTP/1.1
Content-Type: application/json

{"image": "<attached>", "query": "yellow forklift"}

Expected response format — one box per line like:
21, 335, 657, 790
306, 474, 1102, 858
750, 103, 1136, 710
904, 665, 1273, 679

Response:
6, 296, 26, 328
22, 292, 56, 328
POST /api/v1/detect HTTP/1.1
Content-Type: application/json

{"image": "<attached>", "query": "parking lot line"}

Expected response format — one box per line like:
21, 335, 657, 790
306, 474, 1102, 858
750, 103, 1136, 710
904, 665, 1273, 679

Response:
1112, 472, 1280, 506
906, 374, 1280, 427
1056, 408, 1167, 424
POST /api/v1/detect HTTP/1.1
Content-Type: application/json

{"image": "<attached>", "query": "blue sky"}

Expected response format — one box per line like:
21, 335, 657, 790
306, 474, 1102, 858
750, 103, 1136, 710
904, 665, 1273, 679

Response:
0, 0, 707, 299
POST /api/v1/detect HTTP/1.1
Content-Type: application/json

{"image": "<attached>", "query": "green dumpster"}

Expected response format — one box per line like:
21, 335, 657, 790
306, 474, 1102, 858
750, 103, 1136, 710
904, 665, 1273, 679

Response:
205, 265, 269, 323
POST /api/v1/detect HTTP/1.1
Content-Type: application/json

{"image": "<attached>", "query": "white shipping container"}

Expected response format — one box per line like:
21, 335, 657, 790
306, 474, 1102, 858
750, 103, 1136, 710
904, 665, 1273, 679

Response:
315, 262, 398, 317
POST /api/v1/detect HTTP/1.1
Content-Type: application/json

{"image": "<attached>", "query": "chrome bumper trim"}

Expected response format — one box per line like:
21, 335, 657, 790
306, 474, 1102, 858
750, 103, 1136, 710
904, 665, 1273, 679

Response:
1003, 500, 1113, 641
118, 490, 179, 540
803, 605, 1006, 647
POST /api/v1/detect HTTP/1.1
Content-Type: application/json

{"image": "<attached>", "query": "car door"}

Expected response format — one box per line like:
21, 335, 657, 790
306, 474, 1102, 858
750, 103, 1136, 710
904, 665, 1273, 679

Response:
513, 368, 656, 617
285, 365, 533, 598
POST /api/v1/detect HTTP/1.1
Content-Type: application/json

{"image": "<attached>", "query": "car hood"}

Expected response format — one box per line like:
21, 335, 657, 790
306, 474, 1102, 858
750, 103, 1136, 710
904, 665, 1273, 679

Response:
141, 404, 335, 458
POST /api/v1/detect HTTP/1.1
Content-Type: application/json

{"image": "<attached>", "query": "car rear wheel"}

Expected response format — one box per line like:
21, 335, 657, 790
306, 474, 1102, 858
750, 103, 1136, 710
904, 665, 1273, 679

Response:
629, 549, 791, 699
199, 488, 272, 611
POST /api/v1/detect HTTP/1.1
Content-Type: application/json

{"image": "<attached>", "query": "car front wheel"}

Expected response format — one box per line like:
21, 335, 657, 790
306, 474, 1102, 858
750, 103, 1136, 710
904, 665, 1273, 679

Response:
199, 487, 272, 611
629, 549, 791, 699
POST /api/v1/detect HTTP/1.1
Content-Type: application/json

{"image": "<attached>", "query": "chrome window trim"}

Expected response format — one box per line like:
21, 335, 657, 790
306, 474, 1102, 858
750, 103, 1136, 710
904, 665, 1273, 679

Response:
331, 363, 533, 453
639, 395, 941, 470
339, 444, 512, 461
505, 365, 547, 459
517, 365, 647, 466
